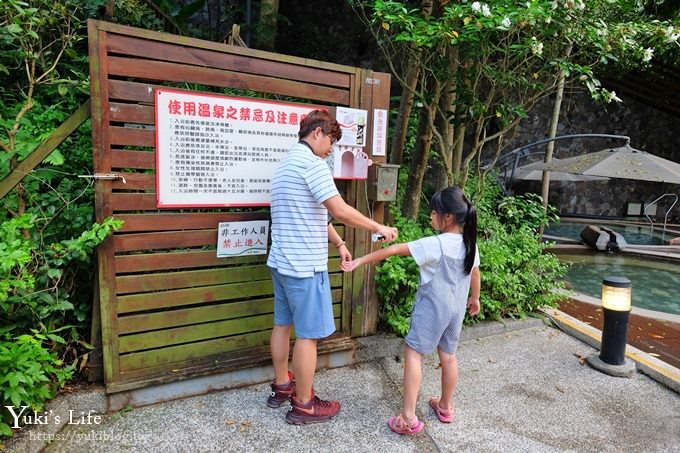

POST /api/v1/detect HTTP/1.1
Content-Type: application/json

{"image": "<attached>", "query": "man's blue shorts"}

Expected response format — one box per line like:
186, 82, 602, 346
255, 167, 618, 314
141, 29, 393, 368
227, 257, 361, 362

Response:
271, 268, 336, 339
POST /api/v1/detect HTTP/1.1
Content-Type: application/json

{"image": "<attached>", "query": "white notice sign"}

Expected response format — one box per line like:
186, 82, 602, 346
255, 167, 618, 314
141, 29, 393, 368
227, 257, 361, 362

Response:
155, 89, 316, 207
216, 220, 269, 257
336, 107, 368, 147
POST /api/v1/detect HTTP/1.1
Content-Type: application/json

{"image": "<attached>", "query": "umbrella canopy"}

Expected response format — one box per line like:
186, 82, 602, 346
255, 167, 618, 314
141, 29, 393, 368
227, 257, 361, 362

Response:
513, 159, 609, 182
534, 146, 680, 184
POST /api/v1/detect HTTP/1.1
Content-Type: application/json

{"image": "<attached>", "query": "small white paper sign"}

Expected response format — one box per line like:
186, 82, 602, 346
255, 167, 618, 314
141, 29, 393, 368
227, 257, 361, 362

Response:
217, 220, 269, 257
336, 106, 368, 147
372, 109, 388, 157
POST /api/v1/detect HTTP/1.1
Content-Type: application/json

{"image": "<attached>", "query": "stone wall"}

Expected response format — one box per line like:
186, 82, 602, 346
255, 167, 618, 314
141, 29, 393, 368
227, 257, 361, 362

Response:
508, 86, 680, 222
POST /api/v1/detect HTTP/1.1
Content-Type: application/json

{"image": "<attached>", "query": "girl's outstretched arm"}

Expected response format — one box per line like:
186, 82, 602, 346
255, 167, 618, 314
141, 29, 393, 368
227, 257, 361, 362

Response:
341, 243, 411, 272
467, 266, 481, 315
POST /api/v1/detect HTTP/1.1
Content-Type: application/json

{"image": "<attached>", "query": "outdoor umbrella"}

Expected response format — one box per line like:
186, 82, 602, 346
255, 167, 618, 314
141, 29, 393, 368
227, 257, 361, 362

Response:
513, 159, 609, 182
533, 145, 680, 184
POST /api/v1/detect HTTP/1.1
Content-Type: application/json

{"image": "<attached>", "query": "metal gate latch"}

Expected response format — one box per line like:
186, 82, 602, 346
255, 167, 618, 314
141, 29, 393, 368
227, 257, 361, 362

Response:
78, 173, 127, 184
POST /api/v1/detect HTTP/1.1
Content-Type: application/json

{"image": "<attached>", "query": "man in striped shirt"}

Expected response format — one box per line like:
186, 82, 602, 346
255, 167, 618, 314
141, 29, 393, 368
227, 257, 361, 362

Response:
266, 109, 398, 424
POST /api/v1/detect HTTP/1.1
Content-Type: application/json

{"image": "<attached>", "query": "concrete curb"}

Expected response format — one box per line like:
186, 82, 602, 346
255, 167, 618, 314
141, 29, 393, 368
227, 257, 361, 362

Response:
542, 307, 680, 393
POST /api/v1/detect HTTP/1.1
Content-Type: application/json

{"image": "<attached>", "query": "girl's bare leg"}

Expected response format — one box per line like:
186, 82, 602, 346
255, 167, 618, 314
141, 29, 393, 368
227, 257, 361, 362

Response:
437, 348, 458, 410
401, 345, 423, 421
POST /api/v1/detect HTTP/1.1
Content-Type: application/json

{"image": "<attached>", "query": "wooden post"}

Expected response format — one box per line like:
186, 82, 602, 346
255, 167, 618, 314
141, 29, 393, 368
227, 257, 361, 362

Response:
0, 100, 91, 200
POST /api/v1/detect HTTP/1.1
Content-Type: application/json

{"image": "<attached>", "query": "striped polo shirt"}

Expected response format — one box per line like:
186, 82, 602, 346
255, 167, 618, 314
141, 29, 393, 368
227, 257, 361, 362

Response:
267, 141, 339, 277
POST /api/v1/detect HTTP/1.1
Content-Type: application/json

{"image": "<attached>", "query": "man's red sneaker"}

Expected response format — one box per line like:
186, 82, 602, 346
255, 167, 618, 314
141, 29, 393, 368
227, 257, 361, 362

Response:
266, 371, 295, 408
285, 389, 341, 424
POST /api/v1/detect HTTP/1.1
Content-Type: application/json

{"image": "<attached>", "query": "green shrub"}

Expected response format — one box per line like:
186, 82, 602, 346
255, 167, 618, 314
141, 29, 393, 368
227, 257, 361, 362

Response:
0, 214, 122, 338
376, 175, 569, 335
0, 333, 74, 437
375, 211, 433, 336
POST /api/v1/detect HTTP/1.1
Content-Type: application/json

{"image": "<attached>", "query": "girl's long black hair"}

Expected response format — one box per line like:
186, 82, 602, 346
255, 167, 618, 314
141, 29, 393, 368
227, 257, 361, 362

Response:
429, 186, 478, 275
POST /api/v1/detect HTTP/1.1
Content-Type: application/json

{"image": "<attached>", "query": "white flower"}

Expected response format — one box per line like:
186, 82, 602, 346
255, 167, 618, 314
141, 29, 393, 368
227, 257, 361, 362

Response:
665, 26, 680, 43
609, 91, 622, 103
551, 1, 558, 9
642, 47, 654, 63
531, 37, 544, 56
471, 1, 481, 12
481, 4, 491, 17
501, 16, 511, 28
576, 1, 585, 10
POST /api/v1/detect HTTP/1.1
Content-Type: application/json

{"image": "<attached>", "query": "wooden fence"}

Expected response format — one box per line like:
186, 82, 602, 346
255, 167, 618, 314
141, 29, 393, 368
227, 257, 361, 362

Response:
87, 19, 390, 393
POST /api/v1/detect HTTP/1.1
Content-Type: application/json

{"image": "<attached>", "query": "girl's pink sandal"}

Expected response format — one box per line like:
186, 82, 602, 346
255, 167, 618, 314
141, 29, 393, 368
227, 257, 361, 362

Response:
387, 414, 424, 435
429, 397, 455, 423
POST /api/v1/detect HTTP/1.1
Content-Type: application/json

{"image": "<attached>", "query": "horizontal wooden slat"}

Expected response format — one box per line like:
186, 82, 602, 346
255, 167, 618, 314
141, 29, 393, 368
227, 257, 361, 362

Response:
119, 297, 273, 334
119, 330, 272, 371
118, 290, 342, 334
110, 126, 155, 147
112, 334, 352, 389
119, 303, 342, 353
95, 21, 357, 74
116, 258, 344, 293
116, 250, 261, 273
108, 56, 350, 105
115, 242, 345, 273
109, 102, 154, 124
119, 313, 275, 353
111, 149, 155, 169
115, 212, 272, 233
111, 193, 158, 211
112, 172, 155, 190
116, 264, 271, 294
107, 34, 351, 89
116, 273, 343, 313
118, 280, 272, 313
118, 318, 341, 371
114, 229, 217, 253
109, 80, 158, 103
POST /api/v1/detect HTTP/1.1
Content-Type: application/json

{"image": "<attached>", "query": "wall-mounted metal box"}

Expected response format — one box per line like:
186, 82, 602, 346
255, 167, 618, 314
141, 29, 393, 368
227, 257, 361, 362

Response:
368, 163, 400, 202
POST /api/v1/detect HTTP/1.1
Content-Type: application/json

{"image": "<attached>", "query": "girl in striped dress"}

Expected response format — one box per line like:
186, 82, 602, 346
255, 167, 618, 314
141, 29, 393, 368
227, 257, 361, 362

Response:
342, 186, 480, 435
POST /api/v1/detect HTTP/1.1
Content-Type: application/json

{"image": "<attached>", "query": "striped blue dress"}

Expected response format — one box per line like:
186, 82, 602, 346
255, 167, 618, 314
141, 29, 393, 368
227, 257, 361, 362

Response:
405, 235, 477, 354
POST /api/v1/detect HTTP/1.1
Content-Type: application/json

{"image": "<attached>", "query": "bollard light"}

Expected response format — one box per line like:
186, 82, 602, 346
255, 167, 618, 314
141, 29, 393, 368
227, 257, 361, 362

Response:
585, 276, 636, 377
599, 277, 632, 365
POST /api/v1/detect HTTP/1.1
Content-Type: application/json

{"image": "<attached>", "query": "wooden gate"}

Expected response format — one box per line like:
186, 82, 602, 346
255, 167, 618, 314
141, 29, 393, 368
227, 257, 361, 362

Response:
88, 20, 390, 393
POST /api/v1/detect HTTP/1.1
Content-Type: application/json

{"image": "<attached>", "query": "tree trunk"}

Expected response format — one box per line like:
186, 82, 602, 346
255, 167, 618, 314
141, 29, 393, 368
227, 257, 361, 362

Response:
402, 109, 433, 219
431, 46, 459, 189
432, 88, 453, 191
256, 0, 279, 51
389, 65, 419, 165
389, 0, 433, 165
452, 123, 465, 185
402, 76, 440, 219
540, 43, 573, 212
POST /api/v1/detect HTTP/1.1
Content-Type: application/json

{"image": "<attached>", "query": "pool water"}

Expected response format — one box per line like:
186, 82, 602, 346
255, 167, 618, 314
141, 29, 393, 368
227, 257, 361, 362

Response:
558, 253, 680, 316
544, 222, 672, 246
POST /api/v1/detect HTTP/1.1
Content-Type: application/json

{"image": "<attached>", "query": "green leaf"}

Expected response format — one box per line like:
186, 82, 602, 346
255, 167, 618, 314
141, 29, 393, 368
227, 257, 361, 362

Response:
46, 334, 66, 344
0, 421, 13, 437
46, 268, 62, 279
7, 23, 22, 34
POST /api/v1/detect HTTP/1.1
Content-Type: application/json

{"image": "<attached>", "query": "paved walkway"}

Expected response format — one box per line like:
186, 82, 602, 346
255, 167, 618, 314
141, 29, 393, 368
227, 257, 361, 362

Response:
5, 319, 680, 453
